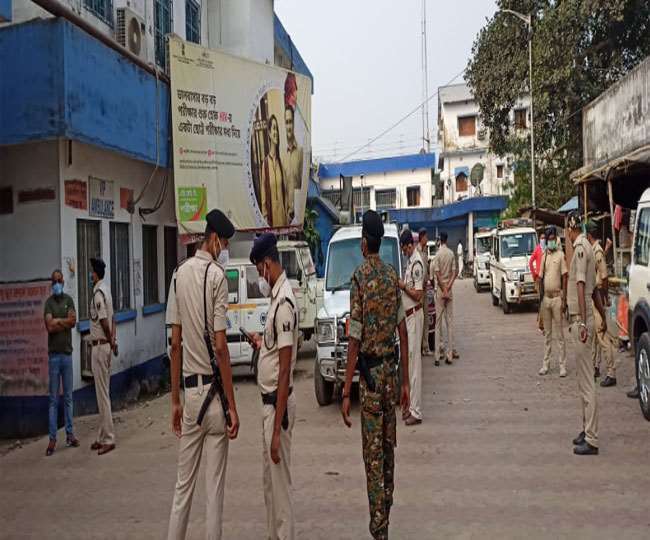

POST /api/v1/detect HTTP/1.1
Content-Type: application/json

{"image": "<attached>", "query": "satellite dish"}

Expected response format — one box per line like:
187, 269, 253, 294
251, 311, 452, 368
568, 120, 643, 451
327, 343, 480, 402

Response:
128, 17, 142, 55
470, 163, 485, 188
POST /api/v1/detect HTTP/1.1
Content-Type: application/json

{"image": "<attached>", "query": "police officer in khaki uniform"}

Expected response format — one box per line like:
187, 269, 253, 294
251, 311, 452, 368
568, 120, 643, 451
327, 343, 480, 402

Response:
431, 232, 458, 366
89, 257, 117, 455
537, 226, 568, 377
586, 222, 617, 387
417, 228, 431, 355
400, 230, 425, 425
249, 233, 299, 540
566, 212, 606, 456
166, 209, 240, 540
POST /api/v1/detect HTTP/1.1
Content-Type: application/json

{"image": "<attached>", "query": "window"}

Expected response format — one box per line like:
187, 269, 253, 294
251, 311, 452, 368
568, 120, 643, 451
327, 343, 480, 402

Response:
84, 0, 114, 26
406, 186, 421, 207
164, 226, 178, 300
376, 189, 396, 210
225, 268, 239, 304
353, 187, 371, 210
322, 189, 341, 207
456, 174, 468, 192
326, 238, 399, 291
154, 0, 173, 67
77, 220, 102, 320
634, 208, 650, 266
246, 266, 264, 300
110, 222, 131, 312
496, 165, 504, 179
279, 250, 302, 282
514, 108, 527, 130
185, 0, 200, 44
142, 225, 159, 306
458, 115, 477, 137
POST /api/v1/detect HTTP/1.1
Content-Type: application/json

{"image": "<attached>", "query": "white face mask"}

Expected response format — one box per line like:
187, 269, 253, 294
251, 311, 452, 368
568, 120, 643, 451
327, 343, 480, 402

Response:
216, 238, 229, 266
258, 265, 271, 297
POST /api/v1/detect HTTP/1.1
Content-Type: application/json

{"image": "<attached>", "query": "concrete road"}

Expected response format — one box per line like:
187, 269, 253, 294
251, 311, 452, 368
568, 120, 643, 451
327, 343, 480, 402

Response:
2, 280, 649, 539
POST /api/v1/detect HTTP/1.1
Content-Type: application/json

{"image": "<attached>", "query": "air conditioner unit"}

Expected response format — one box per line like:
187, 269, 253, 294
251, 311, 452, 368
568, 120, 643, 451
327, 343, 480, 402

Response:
116, 7, 147, 61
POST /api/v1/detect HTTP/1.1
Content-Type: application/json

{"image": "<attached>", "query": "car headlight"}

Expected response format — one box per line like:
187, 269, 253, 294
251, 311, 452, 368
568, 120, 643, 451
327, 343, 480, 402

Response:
506, 270, 520, 281
478, 261, 486, 270
316, 319, 335, 344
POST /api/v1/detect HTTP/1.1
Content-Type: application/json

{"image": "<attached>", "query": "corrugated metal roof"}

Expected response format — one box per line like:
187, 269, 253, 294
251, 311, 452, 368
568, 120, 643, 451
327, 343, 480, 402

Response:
318, 152, 436, 179
438, 83, 474, 105
557, 196, 578, 213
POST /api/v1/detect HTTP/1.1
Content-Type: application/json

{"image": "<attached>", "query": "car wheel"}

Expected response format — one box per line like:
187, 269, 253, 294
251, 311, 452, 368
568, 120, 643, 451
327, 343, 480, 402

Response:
491, 278, 499, 306
635, 332, 650, 421
314, 360, 334, 406
501, 282, 512, 314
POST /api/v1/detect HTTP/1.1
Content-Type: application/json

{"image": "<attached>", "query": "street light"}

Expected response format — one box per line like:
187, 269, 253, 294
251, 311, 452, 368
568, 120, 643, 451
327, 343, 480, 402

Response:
499, 9, 535, 209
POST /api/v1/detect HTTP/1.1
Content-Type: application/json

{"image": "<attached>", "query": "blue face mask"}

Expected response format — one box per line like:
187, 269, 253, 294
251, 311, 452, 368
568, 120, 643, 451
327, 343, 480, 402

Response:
52, 282, 64, 296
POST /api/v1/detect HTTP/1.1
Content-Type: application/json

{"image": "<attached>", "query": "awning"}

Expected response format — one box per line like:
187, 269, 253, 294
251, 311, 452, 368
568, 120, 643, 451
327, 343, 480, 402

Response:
454, 166, 470, 177
558, 196, 578, 213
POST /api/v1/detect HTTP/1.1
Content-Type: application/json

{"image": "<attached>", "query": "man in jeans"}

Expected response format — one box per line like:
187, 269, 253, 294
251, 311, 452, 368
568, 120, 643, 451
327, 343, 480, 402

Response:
43, 269, 79, 456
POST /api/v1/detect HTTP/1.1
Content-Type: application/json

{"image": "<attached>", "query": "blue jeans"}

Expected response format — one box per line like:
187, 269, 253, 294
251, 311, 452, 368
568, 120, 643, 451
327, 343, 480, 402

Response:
48, 354, 74, 441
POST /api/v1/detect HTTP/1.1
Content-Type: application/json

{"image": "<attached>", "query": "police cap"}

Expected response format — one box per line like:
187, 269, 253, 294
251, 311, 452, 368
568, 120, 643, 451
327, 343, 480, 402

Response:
250, 232, 278, 265
361, 210, 384, 240
400, 229, 414, 246
90, 257, 106, 274
206, 209, 235, 239
567, 210, 583, 230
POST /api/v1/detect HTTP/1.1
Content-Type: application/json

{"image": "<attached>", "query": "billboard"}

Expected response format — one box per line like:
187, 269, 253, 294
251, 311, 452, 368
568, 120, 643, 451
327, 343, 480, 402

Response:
169, 39, 312, 233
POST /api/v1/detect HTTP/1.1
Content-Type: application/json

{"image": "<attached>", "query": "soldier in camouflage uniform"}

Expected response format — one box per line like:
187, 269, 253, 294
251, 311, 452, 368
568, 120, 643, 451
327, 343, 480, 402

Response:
341, 210, 410, 540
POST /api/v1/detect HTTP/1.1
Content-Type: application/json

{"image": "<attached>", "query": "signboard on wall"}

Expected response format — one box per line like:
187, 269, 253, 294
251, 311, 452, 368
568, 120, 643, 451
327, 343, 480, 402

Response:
169, 38, 312, 234
64, 179, 88, 210
0, 281, 50, 396
89, 176, 115, 219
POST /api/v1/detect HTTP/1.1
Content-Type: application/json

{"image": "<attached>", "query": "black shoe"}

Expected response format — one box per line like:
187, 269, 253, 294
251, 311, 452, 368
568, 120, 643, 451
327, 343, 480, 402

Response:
627, 387, 640, 399
445, 359, 453, 365
434, 360, 440, 367
600, 376, 617, 388
574, 441, 599, 455
594, 366, 601, 380
572, 431, 585, 446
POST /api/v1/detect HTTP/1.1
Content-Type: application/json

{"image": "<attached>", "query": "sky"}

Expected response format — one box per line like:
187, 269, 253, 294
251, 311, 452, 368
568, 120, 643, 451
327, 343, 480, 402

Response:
274, 0, 499, 163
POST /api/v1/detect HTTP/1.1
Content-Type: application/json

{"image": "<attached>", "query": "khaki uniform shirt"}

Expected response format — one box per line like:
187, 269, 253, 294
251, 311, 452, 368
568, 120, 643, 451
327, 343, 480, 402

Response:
593, 240, 608, 288
431, 244, 457, 298
416, 244, 430, 286
257, 272, 298, 394
539, 248, 568, 294
403, 249, 424, 311
166, 250, 228, 377
90, 279, 114, 340
567, 234, 596, 316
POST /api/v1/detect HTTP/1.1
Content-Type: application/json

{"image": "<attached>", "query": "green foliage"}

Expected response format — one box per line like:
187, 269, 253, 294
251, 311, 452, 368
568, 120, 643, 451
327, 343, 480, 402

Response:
303, 207, 320, 260
466, 0, 650, 215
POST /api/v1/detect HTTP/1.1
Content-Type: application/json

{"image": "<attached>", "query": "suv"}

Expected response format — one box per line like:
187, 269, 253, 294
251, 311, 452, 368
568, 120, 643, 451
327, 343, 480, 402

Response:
473, 229, 494, 292
314, 223, 402, 406
628, 188, 650, 420
489, 221, 538, 313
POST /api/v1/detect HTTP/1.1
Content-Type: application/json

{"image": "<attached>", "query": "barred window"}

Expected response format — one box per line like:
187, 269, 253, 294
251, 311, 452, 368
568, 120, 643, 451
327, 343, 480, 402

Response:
110, 222, 131, 312
164, 226, 178, 300
84, 0, 114, 26
142, 225, 159, 306
376, 189, 396, 210
77, 220, 102, 320
322, 189, 341, 207
353, 187, 371, 210
185, 0, 201, 44
154, 0, 173, 67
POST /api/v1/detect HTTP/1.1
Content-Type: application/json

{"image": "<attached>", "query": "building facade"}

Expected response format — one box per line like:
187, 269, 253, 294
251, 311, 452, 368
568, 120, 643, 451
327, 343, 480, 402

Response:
438, 83, 529, 204
0, 1, 312, 437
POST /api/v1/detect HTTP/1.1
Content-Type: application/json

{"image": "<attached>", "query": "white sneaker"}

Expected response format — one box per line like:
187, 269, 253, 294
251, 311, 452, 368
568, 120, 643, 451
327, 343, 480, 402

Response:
559, 368, 567, 378
538, 367, 549, 376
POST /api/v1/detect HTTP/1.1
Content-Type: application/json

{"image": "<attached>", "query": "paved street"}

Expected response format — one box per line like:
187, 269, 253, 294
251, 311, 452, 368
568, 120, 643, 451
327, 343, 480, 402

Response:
2, 279, 649, 539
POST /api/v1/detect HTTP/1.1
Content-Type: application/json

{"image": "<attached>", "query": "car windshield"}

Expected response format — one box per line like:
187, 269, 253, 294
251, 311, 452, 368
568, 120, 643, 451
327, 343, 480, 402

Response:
500, 232, 537, 258
325, 237, 399, 291
476, 237, 491, 255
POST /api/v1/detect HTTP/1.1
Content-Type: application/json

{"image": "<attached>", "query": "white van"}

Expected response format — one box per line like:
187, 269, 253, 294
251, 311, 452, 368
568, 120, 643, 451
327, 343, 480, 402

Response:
473, 229, 494, 292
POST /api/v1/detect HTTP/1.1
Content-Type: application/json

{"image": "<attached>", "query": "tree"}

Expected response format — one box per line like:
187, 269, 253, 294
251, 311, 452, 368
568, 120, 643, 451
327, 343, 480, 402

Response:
303, 207, 322, 267
466, 0, 650, 213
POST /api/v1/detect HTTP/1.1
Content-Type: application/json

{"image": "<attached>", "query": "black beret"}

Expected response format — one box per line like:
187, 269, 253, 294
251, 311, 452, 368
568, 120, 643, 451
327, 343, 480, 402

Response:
400, 229, 414, 246
418, 227, 428, 236
90, 257, 106, 273
544, 225, 557, 238
206, 209, 235, 239
250, 232, 277, 264
362, 210, 384, 239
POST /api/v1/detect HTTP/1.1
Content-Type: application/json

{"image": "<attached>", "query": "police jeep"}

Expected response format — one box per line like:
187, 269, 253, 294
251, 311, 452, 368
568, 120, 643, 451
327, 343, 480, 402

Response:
314, 223, 403, 406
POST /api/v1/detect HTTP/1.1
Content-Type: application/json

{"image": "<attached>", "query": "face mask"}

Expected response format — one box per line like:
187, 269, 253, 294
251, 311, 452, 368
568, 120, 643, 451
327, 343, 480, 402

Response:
540, 240, 546, 250
216, 238, 229, 266
547, 240, 557, 250
258, 265, 271, 298
52, 282, 64, 296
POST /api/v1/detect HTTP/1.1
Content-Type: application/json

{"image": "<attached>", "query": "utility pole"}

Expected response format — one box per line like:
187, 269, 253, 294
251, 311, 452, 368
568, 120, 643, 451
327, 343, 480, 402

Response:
421, 0, 431, 153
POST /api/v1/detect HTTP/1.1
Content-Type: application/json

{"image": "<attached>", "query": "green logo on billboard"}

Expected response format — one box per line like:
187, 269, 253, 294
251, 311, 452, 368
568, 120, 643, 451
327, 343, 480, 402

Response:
178, 186, 207, 222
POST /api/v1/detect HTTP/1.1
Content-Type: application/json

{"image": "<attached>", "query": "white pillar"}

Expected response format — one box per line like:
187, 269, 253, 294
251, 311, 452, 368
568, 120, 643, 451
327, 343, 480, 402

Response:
467, 211, 475, 262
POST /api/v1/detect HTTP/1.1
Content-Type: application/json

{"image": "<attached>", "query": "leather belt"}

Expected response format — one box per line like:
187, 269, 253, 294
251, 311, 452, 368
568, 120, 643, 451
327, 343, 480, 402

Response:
545, 290, 562, 298
91, 339, 109, 346
405, 304, 422, 317
184, 374, 212, 388
261, 386, 293, 405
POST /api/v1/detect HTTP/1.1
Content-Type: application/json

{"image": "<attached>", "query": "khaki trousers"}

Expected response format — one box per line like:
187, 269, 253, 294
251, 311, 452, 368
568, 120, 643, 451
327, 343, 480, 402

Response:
262, 393, 296, 540
569, 313, 599, 448
167, 384, 229, 540
435, 293, 454, 360
407, 309, 424, 420
421, 294, 430, 354
91, 343, 115, 445
541, 295, 566, 371
592, 301, 616, 378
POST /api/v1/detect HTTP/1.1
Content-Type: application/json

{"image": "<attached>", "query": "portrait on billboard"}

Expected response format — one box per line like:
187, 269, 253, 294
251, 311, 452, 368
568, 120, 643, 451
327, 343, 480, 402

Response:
250, 73, 306, 228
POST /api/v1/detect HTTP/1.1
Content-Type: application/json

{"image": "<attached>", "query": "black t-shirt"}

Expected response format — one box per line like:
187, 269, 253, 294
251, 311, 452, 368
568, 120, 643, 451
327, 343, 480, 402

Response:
44, 294, 75, 354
